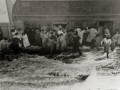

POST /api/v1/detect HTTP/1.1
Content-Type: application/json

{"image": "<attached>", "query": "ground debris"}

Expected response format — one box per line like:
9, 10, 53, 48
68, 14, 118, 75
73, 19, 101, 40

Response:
0, 53, 84, 79
75, 74, 89, 81
94, 57, 106, 61
1, 49, 118, 90
52, 52, 86, 64
97, 60, 120, 71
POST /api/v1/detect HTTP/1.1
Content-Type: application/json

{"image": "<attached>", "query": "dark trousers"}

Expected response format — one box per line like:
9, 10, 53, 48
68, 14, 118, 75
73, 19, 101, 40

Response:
86, 42, 92, 46
1, 49, 7, 60
73, 46, 82, 55
104, 46, 109, 58
91, 39, 96, 49
13, 46, 20, 54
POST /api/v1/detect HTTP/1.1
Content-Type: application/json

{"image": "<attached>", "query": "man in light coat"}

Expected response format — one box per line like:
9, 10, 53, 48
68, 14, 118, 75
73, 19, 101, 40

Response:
86, 28, 98, 46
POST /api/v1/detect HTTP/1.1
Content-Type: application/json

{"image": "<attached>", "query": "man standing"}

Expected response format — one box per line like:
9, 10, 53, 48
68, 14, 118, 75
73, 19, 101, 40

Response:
86, 27, 98, 47
0, 37, 9, 60
73, 31, 83, 56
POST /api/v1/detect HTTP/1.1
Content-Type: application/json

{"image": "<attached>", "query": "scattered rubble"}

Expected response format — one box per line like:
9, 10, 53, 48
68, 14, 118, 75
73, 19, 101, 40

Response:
75, 74, 89, 81
0, 47, 119, 90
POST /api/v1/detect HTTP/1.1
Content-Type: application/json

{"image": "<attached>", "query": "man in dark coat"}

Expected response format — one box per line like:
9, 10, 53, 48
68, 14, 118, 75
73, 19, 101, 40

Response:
12, 33, 22, 55
35, 29, 42, 46
73, 31, 83, 56
31, 26, 36, 45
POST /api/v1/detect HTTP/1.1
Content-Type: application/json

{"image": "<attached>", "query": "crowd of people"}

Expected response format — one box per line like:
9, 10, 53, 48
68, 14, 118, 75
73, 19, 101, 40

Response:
0, 24, 120, 60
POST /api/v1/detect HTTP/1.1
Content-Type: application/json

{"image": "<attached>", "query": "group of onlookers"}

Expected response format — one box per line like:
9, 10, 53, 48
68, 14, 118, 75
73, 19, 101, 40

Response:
0, 25, 120, 60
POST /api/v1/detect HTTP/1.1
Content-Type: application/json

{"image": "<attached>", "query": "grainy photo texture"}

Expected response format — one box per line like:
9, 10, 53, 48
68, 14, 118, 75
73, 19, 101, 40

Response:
0, 0, 120, 90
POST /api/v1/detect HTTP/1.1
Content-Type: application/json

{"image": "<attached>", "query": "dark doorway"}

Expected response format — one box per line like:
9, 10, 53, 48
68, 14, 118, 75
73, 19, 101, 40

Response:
53, 24, 67, 31
114, 21, 120, 33
99, 21, 114, 36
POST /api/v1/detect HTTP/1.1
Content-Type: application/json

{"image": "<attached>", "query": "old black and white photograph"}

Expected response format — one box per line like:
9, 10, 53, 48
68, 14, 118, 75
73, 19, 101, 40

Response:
0, 0, 120, 90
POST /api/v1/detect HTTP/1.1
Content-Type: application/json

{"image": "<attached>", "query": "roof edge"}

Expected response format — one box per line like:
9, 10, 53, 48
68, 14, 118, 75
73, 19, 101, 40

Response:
21, 0, 111, 1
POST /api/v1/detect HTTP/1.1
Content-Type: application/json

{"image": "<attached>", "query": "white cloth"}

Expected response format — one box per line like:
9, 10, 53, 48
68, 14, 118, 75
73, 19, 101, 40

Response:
76, 28, 82, 44
58, 30, 63, 35
101, 38, 112, 46
86, 28, 98, 42
79, 30, 85, 44
76, 28, 81, 33
22, 34, 30, 48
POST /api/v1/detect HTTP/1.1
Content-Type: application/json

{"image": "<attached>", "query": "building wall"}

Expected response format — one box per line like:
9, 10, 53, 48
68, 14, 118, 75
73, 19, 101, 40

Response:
0, 0, 14, 39
12, 0, 120, 32
13, 0, 120, 15
6, 0, 14, 24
